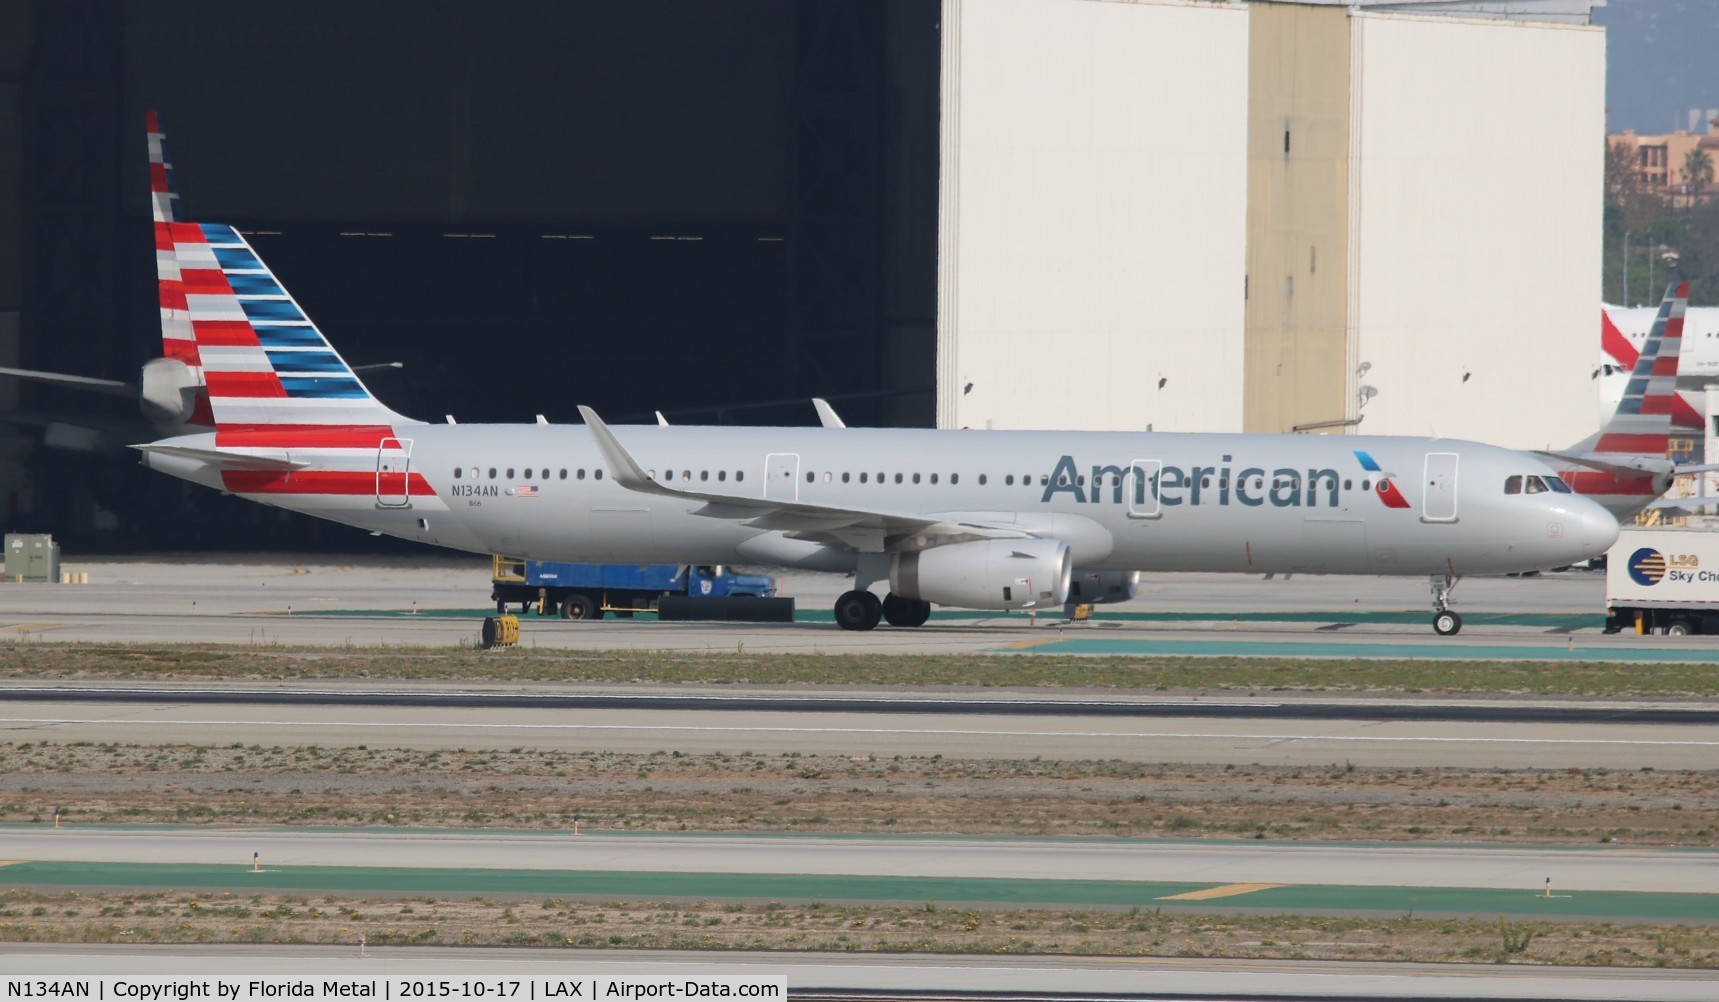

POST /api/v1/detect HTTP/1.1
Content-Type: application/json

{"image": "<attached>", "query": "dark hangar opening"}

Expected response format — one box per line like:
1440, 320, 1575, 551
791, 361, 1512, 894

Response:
2, 0, 939, 550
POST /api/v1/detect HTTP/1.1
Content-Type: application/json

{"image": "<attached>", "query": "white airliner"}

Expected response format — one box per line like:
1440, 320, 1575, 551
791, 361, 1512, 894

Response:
130, 118, 1618, 636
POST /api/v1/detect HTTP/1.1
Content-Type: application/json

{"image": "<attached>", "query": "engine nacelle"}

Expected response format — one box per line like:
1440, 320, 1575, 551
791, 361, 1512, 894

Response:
1066, 570, 1139, 605
890, 538, 1071, 610
140, 357, 200, 426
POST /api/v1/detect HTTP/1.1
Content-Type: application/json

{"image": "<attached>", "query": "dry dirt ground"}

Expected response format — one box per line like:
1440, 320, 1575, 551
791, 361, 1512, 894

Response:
2, 888, 1716, 968
2, 742, 1714, 845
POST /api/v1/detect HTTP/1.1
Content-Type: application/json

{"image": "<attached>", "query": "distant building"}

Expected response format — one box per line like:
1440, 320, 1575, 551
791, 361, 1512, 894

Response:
1610, 116, 1719, 206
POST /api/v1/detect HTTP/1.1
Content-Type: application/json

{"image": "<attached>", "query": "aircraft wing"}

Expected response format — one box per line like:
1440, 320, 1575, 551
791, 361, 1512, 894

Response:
578, 405, 1030, 553
130, 443, 308, 471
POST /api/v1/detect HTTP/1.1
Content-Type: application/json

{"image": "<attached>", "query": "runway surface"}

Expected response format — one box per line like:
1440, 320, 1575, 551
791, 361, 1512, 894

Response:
11, 558, 1719, 660
2, 696, 1713, 768
8, 683, 1717, 724
4, 828, 1710, 893
4, 946, 1714, 1001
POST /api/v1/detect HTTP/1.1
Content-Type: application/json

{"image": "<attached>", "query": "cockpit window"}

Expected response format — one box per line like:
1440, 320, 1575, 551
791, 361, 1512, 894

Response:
1547, 475, 1572, 493
1504, 475, 1522, 495
1524, 475, 1548, 494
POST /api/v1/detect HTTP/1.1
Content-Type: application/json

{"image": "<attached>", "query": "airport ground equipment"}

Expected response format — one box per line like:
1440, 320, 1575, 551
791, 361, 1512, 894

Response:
480, 614, 519, 649
4, 534, 59, 583
491, 557, 784, 620
1603, 526, 1719, 634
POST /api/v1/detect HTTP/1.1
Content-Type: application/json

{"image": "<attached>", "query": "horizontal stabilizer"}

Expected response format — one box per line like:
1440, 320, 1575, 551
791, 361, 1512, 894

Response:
0, 366, 136, 397
1535, 450, 1675, 478
130, 443, 307, 471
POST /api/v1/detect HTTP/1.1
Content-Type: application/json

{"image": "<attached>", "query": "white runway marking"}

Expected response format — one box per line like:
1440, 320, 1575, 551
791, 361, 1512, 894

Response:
1, 716, 1715, 747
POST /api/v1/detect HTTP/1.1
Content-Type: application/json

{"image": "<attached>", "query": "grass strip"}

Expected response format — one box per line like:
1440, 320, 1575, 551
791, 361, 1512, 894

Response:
6, 643, 1719, 696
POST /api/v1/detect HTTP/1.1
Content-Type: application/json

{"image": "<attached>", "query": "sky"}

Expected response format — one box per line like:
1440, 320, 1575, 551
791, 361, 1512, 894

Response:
1594, 0, 1719, 134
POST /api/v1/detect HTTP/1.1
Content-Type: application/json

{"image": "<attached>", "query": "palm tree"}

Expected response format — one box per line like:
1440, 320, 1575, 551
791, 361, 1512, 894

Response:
1685, 147, 1715, 201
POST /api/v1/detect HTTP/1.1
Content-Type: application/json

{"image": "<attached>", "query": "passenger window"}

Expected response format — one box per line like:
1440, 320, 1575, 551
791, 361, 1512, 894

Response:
577, 469, 585, 480
489, 468, 497, 479
979, 474, 987, 485
1005, 475, 1014, 486
524, 468, 533, 479
453, 468, 462, 479
1343, 479, 1351, 490
595, 469, 603, 480
1040, 475, 1049, 486
718, 471, 727, 481
912, 473, 921, 484
806, 472, 814, 483
895, 473, 903, 484
1504, 475, 1522, 495
842, 472, 850, 483
824, 472, 832, 484
665, 470, 675, 481
559, 469, 568, 480
1360, 478, 1369, 491
506, 468, 515, 479
930, 473, 939, 485
736, 471, 743, 482
949, 473, 957, 485
859, 472, 867, 483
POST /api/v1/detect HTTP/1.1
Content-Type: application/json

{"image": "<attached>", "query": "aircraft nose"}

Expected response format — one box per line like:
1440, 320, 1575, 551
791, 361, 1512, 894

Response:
1577, 502, 1620, 557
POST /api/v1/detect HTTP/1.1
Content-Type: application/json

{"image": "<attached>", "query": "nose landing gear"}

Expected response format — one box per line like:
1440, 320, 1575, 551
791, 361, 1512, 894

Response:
1430, 574, 1462, 636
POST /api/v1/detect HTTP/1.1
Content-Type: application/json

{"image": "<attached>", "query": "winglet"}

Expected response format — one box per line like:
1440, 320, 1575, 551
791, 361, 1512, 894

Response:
578, 405, 676, 497
812, 397, 846, 429
655, 410, 670, 427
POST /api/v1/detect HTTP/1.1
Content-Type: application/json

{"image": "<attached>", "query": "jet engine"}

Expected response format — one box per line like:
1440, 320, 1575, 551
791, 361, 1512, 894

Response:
140, 357, 201, 426
1066, 570, 1140, 605
890, 538, 1071, 610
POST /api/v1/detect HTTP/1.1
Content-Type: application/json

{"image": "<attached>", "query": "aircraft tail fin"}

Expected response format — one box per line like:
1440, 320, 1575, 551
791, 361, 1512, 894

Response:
147, 112, 414, 432
1579, 280, 1687, 457
163, 221, 416, 429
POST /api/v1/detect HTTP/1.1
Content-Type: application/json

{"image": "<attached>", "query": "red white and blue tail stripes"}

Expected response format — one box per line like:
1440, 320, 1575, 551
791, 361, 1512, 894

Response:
1594, 281, 1687, 457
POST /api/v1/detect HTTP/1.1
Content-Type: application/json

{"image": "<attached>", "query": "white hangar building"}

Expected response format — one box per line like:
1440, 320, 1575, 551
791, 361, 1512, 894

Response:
935, 0, 1604, 450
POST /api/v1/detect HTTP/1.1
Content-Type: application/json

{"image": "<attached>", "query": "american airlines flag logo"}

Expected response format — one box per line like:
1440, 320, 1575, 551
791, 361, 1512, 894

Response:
516, 485, 539, 498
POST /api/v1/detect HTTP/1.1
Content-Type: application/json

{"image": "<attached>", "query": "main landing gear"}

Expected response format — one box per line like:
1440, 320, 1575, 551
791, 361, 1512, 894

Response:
1430, 574, 1462, 636
834, 591, 930, 631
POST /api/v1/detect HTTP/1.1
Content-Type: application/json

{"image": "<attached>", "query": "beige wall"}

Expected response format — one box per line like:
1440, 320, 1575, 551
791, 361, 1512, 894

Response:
1348, 12, 1604, 449
937, 0, 1249, 431
1242, 2, 1352, 433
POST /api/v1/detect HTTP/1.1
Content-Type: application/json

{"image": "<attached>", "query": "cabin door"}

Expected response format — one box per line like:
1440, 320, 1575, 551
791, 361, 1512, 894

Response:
1422, 452, 1458, 522
376, 437, 413, 508
765, 453, 800, 502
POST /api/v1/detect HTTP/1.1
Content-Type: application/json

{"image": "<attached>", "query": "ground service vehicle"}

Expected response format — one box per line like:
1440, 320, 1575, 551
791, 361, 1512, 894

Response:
1603, 527, 1719, 635
492, 557, 779, 620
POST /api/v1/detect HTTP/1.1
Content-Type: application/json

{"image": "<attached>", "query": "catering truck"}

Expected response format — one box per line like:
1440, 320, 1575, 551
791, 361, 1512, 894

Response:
1602, 527, 1719, 635
491, 557, 784, 620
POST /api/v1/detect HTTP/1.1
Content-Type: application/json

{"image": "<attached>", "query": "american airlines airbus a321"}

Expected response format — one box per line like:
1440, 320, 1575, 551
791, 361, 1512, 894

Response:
133, 117, 1618, 635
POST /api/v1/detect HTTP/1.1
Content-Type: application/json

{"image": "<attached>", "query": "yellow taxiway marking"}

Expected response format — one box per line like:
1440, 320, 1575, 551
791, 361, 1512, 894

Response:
0, 623, 59, 633
994, 636, 1062, 650
1159, 882, 1286, 901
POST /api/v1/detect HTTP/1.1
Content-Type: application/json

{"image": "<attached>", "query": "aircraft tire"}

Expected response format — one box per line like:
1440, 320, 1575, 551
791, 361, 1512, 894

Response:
835, 590, 883, 631
882, 593, 932, 628
561, 594, 598, 620
1432, 610, 1462, 636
